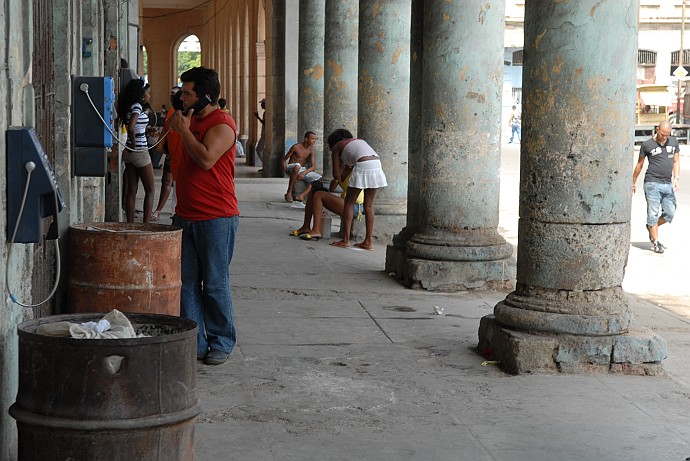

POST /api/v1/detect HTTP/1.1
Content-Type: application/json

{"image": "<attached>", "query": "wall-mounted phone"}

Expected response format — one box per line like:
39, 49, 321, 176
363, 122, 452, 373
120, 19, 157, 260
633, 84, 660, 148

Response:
7, 127, 65, 243
71, 76, 115, 177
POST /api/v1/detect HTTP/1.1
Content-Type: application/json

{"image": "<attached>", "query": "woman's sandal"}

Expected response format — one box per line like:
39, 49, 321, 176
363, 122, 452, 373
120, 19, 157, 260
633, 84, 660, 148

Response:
299, 233, 321, 241
289, 230, 308, 237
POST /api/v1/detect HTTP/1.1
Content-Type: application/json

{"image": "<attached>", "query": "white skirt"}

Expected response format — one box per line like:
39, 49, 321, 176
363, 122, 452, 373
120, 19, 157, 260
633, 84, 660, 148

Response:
349, 159, 387, 189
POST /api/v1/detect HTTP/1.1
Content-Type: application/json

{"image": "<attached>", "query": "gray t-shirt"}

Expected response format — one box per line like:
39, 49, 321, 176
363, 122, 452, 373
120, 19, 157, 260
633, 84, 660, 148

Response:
640, 135, 678, 183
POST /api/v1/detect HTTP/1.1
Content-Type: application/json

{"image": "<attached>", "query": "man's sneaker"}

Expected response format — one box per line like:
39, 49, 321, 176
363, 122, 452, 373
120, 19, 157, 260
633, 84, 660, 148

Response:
652, 240, 665, 254
204, 349, 229, 366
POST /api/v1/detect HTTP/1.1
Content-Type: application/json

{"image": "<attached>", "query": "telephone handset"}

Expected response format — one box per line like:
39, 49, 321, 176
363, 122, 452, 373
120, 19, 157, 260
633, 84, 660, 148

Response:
7, 127, 64, 243
182, 94, 213, 116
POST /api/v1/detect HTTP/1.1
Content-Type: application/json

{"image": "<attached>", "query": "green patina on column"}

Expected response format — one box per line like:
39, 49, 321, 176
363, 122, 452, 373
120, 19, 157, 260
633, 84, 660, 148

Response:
357, 0, 410, 237
480, 0, 666, 374
501, 0, 637, 332
397, 0, 513, 291
323, 0, 358, 179
298, 0, 325, 173
385, 0, 423, 274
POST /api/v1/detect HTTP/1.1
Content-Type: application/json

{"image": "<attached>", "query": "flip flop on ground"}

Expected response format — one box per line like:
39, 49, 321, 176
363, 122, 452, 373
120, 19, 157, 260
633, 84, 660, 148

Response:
299, 233, 321, 241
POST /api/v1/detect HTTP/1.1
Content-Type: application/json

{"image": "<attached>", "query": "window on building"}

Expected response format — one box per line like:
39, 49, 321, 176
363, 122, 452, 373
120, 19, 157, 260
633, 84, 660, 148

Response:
512, 49, 523, 66
638, 49, 657, 84
671, 50, 690, 66
512, 88, 522, 105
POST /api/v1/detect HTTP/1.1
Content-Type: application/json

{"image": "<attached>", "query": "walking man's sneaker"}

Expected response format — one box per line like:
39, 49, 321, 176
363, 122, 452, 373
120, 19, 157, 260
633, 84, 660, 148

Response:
653, 240, 665, 254
204, 349, 229, 365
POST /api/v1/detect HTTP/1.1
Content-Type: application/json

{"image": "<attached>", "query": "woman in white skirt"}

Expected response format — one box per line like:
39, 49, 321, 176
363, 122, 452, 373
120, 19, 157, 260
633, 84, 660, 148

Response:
327, 129, 387, 250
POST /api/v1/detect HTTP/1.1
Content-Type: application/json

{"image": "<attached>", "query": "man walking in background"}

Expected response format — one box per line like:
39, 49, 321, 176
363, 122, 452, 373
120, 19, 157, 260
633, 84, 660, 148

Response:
632, 120, 680, 254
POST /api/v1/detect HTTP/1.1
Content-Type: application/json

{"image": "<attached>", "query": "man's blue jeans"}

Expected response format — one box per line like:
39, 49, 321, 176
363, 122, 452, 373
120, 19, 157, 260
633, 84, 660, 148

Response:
643, 181, 676, 227
510, 123, 521, 143
173, 215, 239, 356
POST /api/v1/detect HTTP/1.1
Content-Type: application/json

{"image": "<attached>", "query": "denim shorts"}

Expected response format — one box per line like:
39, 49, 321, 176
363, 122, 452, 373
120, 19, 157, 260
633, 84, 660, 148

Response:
353, 202, 364, 219
644, 181, 676, 227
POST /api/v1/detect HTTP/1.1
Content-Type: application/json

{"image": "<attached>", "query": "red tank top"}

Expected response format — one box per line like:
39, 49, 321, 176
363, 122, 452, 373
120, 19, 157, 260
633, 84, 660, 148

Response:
175, 109, 239, 221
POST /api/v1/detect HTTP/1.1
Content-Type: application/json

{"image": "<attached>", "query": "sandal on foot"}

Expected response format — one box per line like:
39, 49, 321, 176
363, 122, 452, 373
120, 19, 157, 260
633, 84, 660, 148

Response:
284, 193, 294, 203
330, 241, 350, 248
289, 230, 308, 237
299, 233, 321, 241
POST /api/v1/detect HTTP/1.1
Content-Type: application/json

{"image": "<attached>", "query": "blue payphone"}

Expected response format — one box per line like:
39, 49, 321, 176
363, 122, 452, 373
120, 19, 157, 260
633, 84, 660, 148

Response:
71, 76, 115, 177
7, 127, 65, 244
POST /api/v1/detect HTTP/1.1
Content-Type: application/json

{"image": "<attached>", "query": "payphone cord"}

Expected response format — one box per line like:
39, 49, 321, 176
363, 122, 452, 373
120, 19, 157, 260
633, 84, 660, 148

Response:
80, 83, 172, 153
5, 162, 61, 307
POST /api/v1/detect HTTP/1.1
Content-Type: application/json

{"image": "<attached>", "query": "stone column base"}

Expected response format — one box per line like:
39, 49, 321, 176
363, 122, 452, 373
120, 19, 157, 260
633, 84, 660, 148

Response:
385, 245, 516, 292
478, 315, 668, 375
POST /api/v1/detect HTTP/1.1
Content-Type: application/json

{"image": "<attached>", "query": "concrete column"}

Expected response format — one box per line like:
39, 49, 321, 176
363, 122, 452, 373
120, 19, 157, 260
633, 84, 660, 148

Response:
104, 0, 121, 222
78, 0, 106, 225
390, 0, 514, 291
323, 0, 358, 179
385, 0, 423, 273
265, 0, 287, 176
298, 0, 325, 173
240, 5, 250, 147
285, 1, 299, 153
479, 0, 667, 374
246, 0, 263, 167
357, 0, 410, 242
1, 3, 33, 457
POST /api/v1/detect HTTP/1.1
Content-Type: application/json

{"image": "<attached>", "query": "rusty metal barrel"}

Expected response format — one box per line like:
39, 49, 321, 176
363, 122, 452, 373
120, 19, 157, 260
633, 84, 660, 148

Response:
68, 223, 182, 315
9, 312, 200, 461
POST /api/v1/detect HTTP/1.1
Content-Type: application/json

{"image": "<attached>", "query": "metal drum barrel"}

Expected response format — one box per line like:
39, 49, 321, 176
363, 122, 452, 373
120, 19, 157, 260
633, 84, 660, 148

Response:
68, 223, 182, 315
9, 313, 200, 461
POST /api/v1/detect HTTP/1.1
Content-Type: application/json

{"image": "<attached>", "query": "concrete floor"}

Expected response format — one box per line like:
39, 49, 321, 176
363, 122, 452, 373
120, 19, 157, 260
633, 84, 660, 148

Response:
143, 144, 690, 461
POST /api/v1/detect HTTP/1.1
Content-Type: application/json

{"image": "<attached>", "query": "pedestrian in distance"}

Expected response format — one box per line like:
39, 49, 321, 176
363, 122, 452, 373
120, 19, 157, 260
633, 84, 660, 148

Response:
508, 105, 521, 143
254, 98, 265, 169
632, 120, 680, 254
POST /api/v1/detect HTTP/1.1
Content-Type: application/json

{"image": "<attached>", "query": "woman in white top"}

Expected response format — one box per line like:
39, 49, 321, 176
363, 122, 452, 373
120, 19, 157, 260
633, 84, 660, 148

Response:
327, 128, 387, 250
117, 79, 155, 223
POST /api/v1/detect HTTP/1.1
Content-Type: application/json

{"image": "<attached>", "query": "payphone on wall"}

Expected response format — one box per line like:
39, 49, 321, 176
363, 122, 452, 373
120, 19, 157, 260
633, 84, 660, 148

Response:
6, 127, 64, 244
71, 76, 115, 177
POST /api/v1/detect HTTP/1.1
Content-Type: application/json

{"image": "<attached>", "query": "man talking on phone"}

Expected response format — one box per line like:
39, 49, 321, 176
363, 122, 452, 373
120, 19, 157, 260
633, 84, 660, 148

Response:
171, 66, 239, 365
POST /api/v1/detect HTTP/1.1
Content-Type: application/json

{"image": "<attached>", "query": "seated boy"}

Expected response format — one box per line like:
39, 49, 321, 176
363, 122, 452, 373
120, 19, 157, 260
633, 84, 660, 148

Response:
282, 131, 321, 202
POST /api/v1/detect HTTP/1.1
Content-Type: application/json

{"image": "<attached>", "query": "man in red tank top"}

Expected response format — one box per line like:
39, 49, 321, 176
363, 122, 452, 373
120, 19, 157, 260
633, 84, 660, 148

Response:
171, 67, 239, 365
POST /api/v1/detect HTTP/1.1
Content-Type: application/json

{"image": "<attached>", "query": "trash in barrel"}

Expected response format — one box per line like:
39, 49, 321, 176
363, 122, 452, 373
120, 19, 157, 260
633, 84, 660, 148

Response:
9, 311, 200, 461
68, 223, 182, 315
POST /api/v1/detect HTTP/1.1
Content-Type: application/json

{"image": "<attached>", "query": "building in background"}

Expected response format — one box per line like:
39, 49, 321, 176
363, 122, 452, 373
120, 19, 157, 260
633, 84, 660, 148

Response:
503, 1, 690, 126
